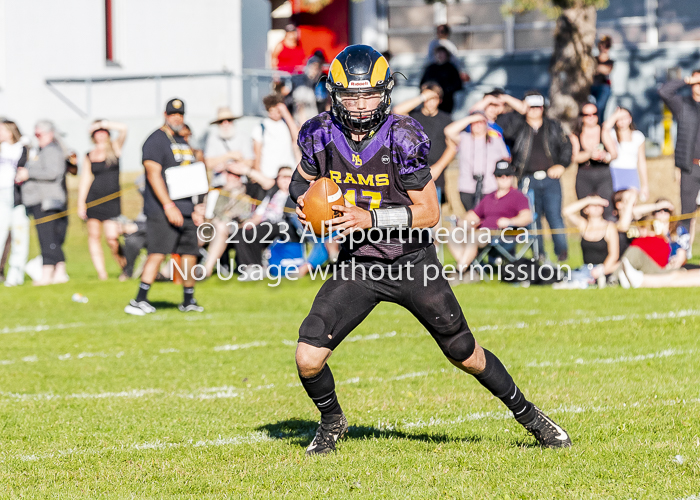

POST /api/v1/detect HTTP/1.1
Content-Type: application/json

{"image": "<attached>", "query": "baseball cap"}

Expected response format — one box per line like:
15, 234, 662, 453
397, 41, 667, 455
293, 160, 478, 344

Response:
494, 160, 516, 177
165, 98, 185, 115
524, 94, 545, 107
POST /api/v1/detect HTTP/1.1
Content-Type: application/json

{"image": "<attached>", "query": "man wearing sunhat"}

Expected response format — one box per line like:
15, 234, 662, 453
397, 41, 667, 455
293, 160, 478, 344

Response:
125, 98, 205, 316
204, 106, 253, 188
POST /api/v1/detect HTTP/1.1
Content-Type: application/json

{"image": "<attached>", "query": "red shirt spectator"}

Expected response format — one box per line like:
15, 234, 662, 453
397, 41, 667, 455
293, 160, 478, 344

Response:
272, 25, 305, 74
630, 235, 670, 267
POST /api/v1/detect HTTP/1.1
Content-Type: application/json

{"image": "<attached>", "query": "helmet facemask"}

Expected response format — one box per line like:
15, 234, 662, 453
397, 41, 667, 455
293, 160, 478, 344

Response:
329, 79, 394, 135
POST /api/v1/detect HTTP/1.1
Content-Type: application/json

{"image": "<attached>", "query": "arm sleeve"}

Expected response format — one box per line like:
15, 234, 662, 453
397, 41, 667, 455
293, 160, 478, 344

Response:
27, 145, 64, 181
658, 80, 687, 117
296, 121, 321, 177
142, 135, 164, 165
552, 122, 573, 166
397, 124, 433, 191
289, 168, 311, 201
18, 146, 28, 167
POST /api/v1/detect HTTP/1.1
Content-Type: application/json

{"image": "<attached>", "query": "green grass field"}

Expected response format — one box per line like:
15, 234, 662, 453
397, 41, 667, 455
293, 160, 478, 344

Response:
1, 217, 699, 498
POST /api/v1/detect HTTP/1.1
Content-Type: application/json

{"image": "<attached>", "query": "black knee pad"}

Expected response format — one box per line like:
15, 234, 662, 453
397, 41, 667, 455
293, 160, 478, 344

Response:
435, 318, 476, 362
298, 313, 332, 348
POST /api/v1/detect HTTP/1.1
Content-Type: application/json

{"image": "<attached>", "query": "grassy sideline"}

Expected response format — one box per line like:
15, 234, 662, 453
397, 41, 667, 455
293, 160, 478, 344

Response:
0, 212, 699, 498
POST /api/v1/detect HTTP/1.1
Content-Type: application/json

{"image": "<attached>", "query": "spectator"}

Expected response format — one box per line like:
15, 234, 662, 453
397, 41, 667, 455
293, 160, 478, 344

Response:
629, 198, 688, 268
613, 198, 688, 289
570, 102, 618, 219
77, 119, 128, 280
613, 188, 638, 256
0, 120, 29, 287
658, 69, 700, 232
234, 167, 294, 280
204, 107, 252, 188
469, 90, 507, 139
561, 196, 619, 288
271, 24, 306, 74
497, 91, 572, 261
426, 25, 469, 83
202, 162, 274, 277
444, 110, 509, 211
124, 98, 206, 315
605, 107, 648, 199
393, 82, 456, 204
590, 35, 614, 121
252, 95, 299, 185
619, 259, 700, 288
447, 161, 532, 270
291, 56, 324, 124
180, 124, 203, 163
18, 120, 69, 285
420, 46, 463, 114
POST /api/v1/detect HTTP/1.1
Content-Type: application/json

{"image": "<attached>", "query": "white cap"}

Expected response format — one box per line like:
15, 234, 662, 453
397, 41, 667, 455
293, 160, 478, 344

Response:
524, 94, 545, 107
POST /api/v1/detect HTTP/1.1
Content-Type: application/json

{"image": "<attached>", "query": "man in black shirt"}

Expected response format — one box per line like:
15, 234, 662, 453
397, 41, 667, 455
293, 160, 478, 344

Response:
392, 82, 456, 204
497, 91, 572, 262
125, 98, 205, 315
420, 47, 463, 114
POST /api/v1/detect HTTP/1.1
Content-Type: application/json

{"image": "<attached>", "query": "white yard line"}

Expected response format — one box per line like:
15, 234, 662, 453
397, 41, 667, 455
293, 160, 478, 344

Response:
527, 348, 694, 368
13, 431, 273, 462
3, 308, 698, 368
6, 397, 697, 463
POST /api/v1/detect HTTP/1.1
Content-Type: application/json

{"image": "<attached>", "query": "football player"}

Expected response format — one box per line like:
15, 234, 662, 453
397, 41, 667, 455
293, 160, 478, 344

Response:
290, 45, 571, 455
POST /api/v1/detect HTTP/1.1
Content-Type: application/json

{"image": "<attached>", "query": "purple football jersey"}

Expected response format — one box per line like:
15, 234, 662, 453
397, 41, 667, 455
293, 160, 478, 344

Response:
298, 112, 433, 259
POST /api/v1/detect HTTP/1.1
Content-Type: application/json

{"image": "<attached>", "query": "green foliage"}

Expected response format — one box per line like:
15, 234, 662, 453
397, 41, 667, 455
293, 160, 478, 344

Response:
0, 219, 698, 496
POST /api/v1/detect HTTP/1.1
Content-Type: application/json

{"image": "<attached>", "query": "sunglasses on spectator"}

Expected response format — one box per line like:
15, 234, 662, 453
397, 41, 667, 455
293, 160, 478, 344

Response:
581, 113, 597, 117
220, 119, 233, 124
653, 208, 672, 215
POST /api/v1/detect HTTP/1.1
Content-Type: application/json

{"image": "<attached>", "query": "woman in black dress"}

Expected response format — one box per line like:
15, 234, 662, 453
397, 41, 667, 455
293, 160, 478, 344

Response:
77, 119, 127, 280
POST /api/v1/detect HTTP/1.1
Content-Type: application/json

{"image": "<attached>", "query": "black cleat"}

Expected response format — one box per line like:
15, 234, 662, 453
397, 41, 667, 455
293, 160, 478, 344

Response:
178, 300, 204, 313
519, 405, 572, 448
306, 414, 348, 456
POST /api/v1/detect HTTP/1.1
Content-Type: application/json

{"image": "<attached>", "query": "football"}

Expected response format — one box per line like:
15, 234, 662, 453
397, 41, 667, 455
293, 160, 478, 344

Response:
302, 177, 344, 236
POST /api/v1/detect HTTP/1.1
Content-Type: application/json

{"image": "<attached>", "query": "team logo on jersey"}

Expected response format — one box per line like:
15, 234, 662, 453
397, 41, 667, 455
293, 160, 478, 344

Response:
351, 154, 363, 166
330, 170, 389, 187
381, 155, 390, 164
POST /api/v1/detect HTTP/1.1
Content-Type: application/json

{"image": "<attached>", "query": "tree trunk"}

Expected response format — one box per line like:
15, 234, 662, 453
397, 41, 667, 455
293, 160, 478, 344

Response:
548, 5, 598, 133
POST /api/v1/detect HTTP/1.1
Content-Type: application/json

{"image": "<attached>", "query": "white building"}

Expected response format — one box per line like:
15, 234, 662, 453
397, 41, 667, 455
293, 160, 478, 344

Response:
0, 0, 272, 172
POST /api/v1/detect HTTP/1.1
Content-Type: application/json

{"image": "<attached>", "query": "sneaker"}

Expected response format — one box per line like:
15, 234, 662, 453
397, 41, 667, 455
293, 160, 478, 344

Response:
306, 414, 348, 456
621, 258, 644, 288
617, 268, 630, 289
518, 405, 571, 449
124, 299, 156, 316
178, 300, 204, 312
